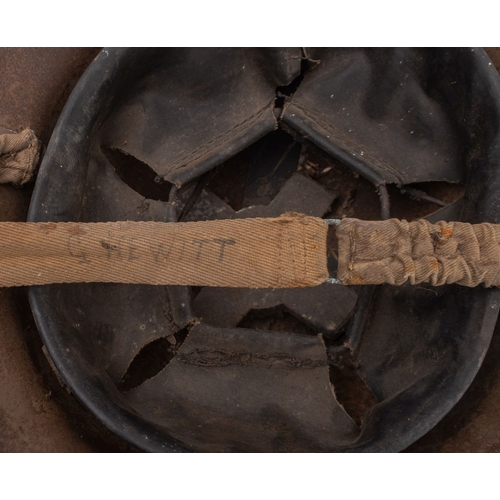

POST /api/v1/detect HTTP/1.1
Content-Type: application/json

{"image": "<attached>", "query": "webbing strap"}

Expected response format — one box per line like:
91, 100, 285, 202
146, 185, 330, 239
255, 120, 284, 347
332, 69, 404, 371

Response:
3, 215, 500, 289
0, 130, 41, 186
0, 214, 328, 288
337, 218, 500, 287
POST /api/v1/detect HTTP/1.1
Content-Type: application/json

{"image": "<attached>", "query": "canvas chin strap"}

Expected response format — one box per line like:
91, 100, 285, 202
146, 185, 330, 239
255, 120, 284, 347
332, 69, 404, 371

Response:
0, 214, 328, 288
336, 218, 500, 288
0, 211, 499, 289
0, 130, 41, 186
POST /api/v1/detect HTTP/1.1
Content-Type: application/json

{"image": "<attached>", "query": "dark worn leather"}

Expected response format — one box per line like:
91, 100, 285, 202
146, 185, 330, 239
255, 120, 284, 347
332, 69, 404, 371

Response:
101, 48, 302, 187
283, 48, 465, 185
126, 323, 359, 452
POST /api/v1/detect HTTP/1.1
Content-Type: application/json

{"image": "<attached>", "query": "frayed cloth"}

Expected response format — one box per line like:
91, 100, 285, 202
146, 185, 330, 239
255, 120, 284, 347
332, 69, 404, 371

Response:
0, 129, 41, 185
337, 218, 500, 287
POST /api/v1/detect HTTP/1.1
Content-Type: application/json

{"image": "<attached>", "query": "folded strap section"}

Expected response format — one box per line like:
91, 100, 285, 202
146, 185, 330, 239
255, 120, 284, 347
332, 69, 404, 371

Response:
0, 214, 328, 288
337, 218, 500, 287
0, 129, 41, 185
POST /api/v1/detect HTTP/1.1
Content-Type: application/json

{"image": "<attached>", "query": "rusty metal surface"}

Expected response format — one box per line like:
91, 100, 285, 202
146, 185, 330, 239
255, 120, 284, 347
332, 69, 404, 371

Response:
1, 48, 500, 452
0, 48, 101, 142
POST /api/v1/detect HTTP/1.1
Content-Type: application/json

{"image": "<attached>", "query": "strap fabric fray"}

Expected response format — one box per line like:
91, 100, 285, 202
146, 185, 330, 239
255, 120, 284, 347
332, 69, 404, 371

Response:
0, 129, 41, 185
337, 218, 500, 287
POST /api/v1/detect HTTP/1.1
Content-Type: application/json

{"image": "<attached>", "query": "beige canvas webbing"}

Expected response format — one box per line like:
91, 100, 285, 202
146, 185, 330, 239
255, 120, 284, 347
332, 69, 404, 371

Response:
0, 129, 41, 186
1, 214, 500, 289
0, 127, 498, 287
337, 218, 500, 287
0, 214, 328, 288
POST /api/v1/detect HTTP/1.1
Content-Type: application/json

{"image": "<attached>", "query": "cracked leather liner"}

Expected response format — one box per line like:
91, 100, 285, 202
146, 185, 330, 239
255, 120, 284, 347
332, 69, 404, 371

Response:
27, 48, 500, 452
126, 323, 359, 452
282, 48, 466, 186
100, 48, 302, 187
